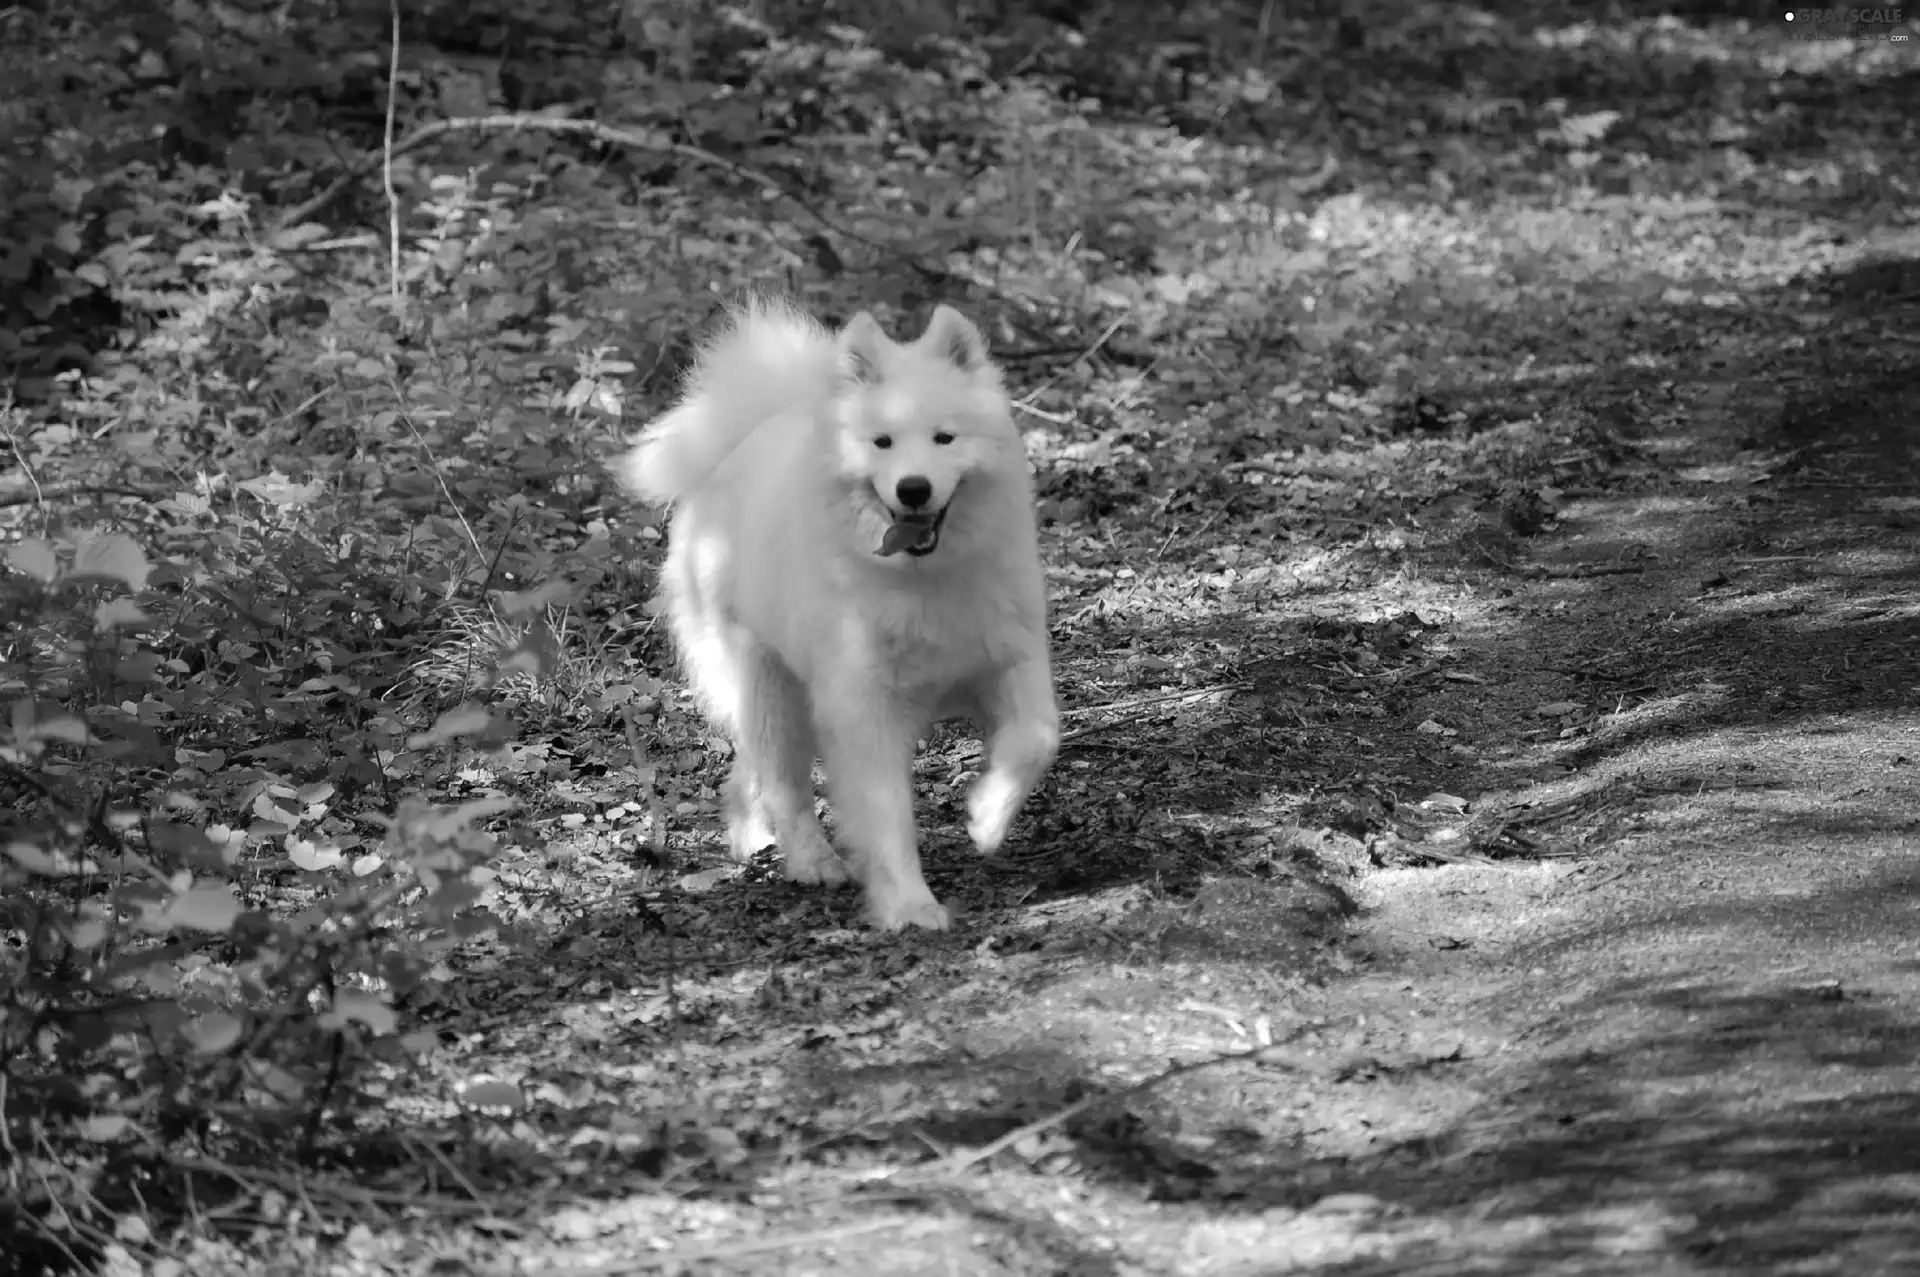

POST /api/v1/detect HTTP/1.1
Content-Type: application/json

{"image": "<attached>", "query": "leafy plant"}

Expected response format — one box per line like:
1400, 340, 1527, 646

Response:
0, 513, 540, 1247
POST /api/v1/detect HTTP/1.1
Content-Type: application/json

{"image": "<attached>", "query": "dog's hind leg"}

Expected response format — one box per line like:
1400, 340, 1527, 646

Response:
965, 653, 1060, 856
733, 644, 848, 886
816, 696, 950, 931
675, 616, 780, 865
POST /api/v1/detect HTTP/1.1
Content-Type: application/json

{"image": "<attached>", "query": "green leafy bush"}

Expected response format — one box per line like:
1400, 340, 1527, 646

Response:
0, 527, 535, 1174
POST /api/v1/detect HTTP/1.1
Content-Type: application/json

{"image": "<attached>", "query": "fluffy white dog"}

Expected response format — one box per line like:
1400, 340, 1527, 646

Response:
616, 300, 1058, 931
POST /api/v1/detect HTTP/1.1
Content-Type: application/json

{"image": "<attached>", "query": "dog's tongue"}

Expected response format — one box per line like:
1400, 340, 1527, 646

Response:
878, 516, 938, 557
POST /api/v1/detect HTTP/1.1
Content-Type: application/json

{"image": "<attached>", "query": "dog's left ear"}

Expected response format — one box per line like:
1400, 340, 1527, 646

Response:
920, 305, 988, 372
838, 311, 888, 384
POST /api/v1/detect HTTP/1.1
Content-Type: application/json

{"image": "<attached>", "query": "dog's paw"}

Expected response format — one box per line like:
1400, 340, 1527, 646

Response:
868, 891, 952, 932
724, 793, 777, 863
721, 821, 775, 860
785, 841, 853, 887
966, 775, 1021, 855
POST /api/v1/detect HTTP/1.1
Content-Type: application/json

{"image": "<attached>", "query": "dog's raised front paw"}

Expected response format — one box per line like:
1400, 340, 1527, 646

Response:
966, 774, 1023, 855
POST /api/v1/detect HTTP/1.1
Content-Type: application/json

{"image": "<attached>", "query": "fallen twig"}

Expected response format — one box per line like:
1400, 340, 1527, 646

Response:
1529, 562, 1653, 579
589, 1215, 945, 1273
929, 1024, 1324, 1177
943, 683, 1243, 761
1177, 999, 1249, 1035
1016, 311, 1129, 408
1790, 479, 1915, 491
288, 234, 382, 253
405, 1133, 489, 1208
169, 1154, 500, 1218
1059, 682, 1244, 724
1053, 684, 1243, 746
1011, 400, 1074, 424
1384, 837, 1499, 867
996, 343, 1097, 363
0, 483, 154, 509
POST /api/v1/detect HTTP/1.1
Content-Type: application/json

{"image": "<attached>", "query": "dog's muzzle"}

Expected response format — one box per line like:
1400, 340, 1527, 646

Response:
877, 502, 950, 558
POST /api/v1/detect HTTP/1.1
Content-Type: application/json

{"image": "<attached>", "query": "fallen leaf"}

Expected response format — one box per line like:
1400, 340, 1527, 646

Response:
78, 1114, 133, 1141
70, 533, 152, 591
679, 867, 734, 893
458, 1079, 523, 1112
7, 539, 59, 583
160, 883, 241, 933
182, 1011, 244, 1054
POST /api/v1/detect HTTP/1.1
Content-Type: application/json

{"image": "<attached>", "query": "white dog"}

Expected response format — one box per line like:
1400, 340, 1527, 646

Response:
616, 299, 1058, 931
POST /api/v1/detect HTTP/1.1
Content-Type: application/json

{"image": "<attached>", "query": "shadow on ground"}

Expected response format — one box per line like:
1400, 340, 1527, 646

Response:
1303, 849, 1920, 1275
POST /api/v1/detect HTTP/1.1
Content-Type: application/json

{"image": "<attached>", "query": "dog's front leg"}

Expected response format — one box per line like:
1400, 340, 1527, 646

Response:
967, 654, 1060, 855
816, 697, 951, 931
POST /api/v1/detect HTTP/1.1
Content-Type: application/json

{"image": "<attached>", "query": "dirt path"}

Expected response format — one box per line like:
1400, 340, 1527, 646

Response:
1315, 496, 1920, 1274
1109, 263, 1920, 1272
1316, 378, 1920, 1275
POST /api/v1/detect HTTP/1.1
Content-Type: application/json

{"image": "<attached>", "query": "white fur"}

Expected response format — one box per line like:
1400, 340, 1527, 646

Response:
618, 299, 1058, 930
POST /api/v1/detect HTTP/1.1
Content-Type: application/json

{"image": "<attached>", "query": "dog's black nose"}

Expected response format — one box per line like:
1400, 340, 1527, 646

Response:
895, 475, 933, 509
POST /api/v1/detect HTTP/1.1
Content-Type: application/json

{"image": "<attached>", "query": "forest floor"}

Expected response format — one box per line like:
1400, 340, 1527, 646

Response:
5, 3, 1920, 1275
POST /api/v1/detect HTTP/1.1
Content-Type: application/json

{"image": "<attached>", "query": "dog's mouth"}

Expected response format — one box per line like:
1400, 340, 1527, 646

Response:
876, 501, 950, 558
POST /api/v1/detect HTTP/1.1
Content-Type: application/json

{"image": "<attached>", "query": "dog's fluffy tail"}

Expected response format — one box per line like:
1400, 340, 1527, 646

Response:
615, 299, 837, 506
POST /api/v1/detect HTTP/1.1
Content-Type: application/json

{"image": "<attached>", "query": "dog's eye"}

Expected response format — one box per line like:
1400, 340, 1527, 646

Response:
873, 435, 893, 449
933, 431, 954, 445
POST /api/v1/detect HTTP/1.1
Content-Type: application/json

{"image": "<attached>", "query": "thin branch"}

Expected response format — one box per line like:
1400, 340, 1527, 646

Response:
941, 683, 1243, 764
1011, 401, 1073, 424
0, 758, 170, 885
288, 234, 382, 253
269, 111, 1061, 328
395, 410, 486, 565
169, 1154, 498, 1217
598, 1216, 942, 1273
1528, 562, 1652, 580
0, 412, 48, 517
470, 508, 522, 606
1015, 311, 1128, 409
383, 0, 403, 305
932, 1027, 1324, 1177
1059, 682, 1245, 725
0, 483, 154, 509
404, 1134, 490, 1208
276, 114, 843, 242
995, 343, 1096, 362
22, 1152, 87, 1273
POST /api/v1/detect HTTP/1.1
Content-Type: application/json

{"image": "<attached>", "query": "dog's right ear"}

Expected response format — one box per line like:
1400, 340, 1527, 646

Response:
920, 304, 988, 372
838, 311, 888, 384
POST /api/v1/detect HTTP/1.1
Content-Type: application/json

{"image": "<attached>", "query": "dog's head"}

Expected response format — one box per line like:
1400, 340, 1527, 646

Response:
830, 305, 1018, 562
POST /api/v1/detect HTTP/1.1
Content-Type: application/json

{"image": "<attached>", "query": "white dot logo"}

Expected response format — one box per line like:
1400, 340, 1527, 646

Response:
1784, 10, 1795, 18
